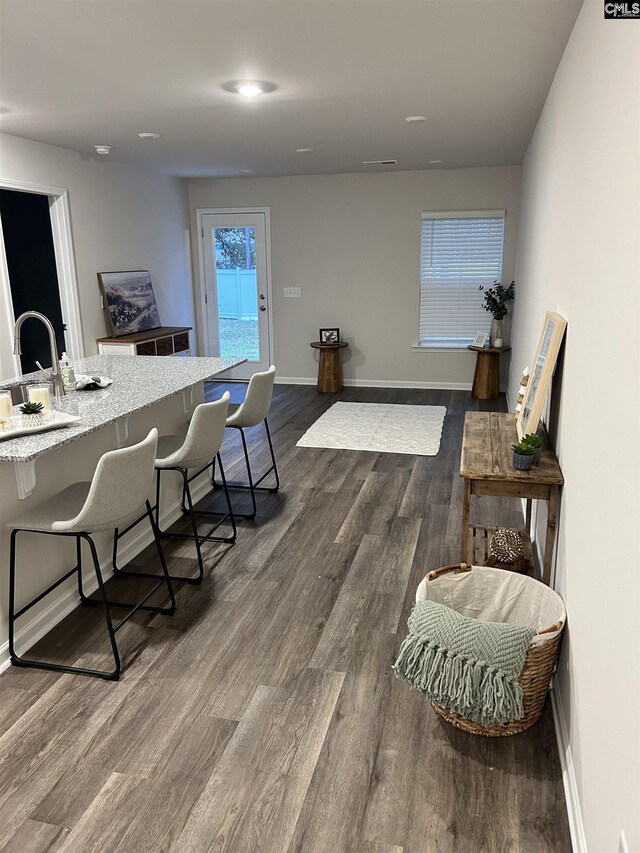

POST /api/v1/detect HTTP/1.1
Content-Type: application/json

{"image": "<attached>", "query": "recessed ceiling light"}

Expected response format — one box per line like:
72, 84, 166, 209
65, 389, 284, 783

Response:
138, 132, 161, 139
94, 145, 111, 155
429, 159, 444, 164
237, 82, 263, 97
405, 115, 428, 123
223, 79, 277, 97
296, 148, 315, 153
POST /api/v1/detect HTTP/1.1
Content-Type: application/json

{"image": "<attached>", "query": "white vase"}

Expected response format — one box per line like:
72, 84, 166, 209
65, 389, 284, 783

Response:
490, 318, 503, 347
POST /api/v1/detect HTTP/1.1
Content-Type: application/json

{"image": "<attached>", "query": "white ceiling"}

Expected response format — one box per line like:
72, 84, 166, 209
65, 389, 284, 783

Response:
0, 0, 582, 178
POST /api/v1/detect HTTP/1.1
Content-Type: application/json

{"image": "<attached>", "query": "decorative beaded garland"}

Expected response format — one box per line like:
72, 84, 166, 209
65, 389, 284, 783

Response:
489, 528, 524, 563
514, 367, 530, 418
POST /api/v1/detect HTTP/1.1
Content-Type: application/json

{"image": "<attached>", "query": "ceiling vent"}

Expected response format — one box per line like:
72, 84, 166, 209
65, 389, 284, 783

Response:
362, 159, 398, 166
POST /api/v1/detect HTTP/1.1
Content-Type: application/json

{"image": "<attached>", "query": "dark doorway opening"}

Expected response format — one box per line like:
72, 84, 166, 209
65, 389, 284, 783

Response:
0, 189, 65, 374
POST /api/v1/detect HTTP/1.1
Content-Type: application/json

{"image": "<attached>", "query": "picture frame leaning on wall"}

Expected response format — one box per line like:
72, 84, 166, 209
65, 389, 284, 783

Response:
516, 311, 567, 440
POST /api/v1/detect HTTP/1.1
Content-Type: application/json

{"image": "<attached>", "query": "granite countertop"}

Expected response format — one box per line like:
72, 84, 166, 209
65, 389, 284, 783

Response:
0, 355, 242, 464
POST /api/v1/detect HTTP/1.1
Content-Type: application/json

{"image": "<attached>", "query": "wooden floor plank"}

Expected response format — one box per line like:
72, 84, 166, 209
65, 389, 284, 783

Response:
175, 669, 345, 853
0, 819, 66, 853
288, 629, 398, 853
347, 842, 404, 853
335, 470, 411, 545
0, 626, 167, 841
311, 516, 421, 672
70, 715, 237, 853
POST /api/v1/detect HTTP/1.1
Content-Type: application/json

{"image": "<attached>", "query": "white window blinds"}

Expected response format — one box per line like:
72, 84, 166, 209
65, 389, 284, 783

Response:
419, 210, 505, 348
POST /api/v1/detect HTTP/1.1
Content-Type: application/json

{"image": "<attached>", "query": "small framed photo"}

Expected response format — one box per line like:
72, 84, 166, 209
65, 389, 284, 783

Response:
319, 328, 340, 344
472, 332, 489, 348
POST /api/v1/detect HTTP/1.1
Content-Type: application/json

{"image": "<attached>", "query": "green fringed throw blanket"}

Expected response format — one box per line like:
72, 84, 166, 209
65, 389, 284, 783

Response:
393, 599, 535, 726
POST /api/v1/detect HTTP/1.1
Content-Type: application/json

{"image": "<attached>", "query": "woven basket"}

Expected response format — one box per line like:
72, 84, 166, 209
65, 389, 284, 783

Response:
416, 564, 565, 737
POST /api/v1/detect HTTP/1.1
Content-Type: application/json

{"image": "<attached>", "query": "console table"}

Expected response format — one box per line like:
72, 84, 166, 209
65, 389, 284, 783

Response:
460, 411, 564, 585
97, 326, 192, 357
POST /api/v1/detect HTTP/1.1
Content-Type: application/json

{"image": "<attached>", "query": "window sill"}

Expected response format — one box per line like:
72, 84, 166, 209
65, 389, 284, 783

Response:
412, 344, 473, 352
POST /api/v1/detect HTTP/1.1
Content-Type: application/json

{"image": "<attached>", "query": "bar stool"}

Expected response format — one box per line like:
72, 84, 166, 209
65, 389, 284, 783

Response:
113, 392, 236, 585
7, 429, 174, 681
212, 365, 279, 518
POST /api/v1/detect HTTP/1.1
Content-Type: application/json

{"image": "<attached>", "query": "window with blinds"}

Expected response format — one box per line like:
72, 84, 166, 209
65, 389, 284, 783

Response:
418, 210, 505, 348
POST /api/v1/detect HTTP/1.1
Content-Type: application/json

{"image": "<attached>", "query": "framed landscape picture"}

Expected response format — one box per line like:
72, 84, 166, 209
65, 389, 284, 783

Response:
98, 270, 161, 337
516, 311, 567, 439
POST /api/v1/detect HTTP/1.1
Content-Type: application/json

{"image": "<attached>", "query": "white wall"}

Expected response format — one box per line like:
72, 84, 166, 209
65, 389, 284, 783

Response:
508, 3, 640, 851
189, 166, 521, 388
0, 133, 194, 379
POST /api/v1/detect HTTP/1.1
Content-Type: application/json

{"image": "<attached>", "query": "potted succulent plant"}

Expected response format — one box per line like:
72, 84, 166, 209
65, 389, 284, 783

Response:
512, 438, 535, 471
19, 400, 46, 427
522, 432, 543, 463
479, 280, 515, 346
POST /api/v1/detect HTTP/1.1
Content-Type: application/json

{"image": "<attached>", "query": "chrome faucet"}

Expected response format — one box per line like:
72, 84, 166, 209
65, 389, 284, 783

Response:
13, 311, 66, 398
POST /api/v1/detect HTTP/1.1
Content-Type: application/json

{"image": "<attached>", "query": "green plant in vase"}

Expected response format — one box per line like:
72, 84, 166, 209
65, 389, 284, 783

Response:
511, 438, 535, 471
479, 280, 515, 346
19, 400, 46, 427
521, 432, 543, 463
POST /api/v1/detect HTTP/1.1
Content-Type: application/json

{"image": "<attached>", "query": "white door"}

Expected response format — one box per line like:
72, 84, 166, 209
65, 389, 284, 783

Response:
201, 210, 272, 380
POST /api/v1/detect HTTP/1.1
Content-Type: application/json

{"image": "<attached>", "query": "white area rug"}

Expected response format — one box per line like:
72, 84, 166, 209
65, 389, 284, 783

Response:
296, 402, 447, 456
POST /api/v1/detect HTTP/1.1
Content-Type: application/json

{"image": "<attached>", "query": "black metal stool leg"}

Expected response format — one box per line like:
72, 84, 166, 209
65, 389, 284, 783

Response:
9, 529, 121, 681
263, 418, 280, 493
183, 473, 205, 583
76, 535, 88, 603
239, 427, 258, 518
145, 500, 177, 613
212, 419, 279, 518
85, 534, 121, 678
84, 506, 176, 614
217, 454, 237, 541
115, 465, 235, 586
8, 529, 19, 665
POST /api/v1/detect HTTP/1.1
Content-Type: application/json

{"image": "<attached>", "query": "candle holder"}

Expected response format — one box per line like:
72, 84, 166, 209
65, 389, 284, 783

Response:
27, 382, 53, 412
0, 391, 12, 422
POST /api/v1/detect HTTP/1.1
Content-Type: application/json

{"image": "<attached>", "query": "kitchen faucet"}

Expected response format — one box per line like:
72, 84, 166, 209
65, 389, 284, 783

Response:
13, 311, 66, 398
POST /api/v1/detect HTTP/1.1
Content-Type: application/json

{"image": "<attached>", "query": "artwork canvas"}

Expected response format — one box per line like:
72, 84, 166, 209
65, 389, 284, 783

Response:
516, 312, 567, 439
98, 270, 161, 337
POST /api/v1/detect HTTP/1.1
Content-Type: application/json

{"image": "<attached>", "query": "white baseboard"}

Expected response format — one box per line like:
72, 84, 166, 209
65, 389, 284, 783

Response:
0, 475, 214, 673
275, 375, 478, 391
551, 689, 588, 853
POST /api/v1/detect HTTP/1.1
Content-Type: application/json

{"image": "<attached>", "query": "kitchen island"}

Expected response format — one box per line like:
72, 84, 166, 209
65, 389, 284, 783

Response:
0, 355, 242, 668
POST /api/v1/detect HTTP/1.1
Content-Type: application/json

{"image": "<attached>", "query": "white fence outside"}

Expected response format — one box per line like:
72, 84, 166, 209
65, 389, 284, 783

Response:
216, 268, 258, 320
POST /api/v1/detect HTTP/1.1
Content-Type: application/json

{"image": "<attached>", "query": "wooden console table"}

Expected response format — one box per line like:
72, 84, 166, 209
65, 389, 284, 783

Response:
310, 341, 349, 392
460, 411, 564, 585
97, 326, 192, 357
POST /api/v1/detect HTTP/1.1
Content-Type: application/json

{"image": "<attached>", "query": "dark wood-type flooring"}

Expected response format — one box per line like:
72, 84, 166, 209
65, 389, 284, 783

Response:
0, 384, 571, 853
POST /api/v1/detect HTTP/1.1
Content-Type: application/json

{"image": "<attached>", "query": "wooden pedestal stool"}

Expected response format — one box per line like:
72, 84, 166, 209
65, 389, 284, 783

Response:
467, 344, 510, 400
310, 341, 349, 393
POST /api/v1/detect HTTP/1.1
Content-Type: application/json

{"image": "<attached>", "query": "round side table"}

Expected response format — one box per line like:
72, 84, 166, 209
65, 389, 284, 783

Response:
467, 345, 511, 400
310, 341, 349, 392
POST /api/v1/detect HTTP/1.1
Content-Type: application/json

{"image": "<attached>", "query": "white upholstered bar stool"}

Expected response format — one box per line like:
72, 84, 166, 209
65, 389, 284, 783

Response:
212, 365, 280, 518
7, 429, 174, 681
113, 392, 236, 585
